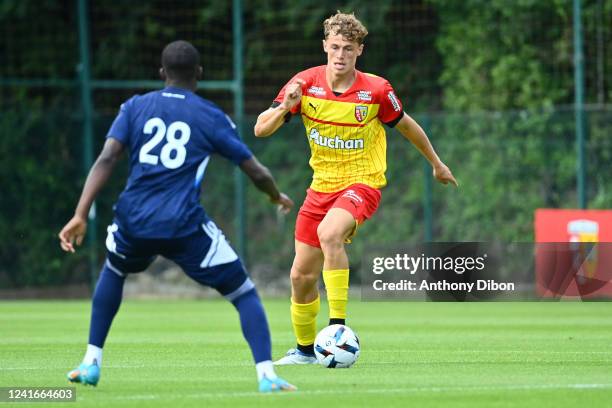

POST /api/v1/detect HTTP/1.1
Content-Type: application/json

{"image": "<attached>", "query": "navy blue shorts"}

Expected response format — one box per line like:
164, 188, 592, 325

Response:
104, 220, 254, 301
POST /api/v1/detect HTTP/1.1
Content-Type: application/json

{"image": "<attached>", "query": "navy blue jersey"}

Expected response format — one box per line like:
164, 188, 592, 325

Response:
106, 86, 252, 239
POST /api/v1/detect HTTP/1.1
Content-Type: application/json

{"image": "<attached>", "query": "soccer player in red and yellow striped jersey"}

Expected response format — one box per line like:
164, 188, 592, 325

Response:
255, 12, 458, 364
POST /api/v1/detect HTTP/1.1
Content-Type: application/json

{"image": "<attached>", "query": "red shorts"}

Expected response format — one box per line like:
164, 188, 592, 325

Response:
295, 183, 382, 248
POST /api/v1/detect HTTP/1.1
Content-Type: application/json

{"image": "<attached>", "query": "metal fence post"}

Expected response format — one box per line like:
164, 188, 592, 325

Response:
574, 0, 587, 209
233, 0, 247, 264
77, 0, 98, 290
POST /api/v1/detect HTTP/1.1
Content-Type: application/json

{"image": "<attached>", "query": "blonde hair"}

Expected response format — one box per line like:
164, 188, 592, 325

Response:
323, 11, 368, 44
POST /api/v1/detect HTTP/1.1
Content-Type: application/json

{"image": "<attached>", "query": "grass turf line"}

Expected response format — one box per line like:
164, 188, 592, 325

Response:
0, 300, 611, 407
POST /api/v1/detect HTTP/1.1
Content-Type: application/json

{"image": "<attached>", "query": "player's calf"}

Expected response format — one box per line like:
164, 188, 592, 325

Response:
228, 285, 298, 388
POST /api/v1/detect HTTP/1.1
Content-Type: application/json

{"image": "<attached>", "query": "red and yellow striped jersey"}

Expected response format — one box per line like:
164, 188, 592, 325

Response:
274, 65, 404, 193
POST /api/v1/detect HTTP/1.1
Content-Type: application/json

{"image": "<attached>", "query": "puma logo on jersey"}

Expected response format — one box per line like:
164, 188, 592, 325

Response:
309, 128, 364, 150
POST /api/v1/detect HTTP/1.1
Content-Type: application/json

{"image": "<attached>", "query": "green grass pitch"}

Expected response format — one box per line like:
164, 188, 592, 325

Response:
1, 299, 611, 407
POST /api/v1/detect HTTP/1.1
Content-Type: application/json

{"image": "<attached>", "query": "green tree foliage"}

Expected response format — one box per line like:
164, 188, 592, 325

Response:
430, 0, 611, 110
424, 0, 611, 242
430, 0, 572, 111
0, 96, 89, 288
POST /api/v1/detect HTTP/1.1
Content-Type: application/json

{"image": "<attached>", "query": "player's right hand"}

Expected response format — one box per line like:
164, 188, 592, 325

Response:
280, 79, 305, 110
433, 162, 458, 187
273, 193, 294, 215
59, 215, 88, 253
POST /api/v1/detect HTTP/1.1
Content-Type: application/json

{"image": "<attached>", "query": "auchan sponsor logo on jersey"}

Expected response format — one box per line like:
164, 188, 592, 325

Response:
309, 128, 364, 150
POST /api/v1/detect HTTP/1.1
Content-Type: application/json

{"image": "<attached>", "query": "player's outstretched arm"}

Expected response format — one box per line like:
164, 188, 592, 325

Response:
395, 113, 458, 187
254, 79, 305, 138
239, 157, 293, 214
58, 139, 125, 252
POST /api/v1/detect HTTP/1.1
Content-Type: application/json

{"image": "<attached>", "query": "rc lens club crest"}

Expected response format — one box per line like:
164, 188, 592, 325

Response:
355, 105, 368, 122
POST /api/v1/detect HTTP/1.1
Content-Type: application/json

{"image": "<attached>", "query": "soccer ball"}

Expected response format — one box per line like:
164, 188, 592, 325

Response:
314, 324, 360, 368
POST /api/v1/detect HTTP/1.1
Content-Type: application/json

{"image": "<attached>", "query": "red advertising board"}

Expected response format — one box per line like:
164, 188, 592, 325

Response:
534, 209, 612, 298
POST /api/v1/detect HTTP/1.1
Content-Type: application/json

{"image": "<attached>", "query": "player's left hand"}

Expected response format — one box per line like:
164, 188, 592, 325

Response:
59, 215, 88, 253
433, 162, 458, 187
273, 192, 294, 215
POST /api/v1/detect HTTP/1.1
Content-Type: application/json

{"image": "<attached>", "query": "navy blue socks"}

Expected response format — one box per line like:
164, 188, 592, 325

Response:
88, 264, 125, 348
231, 289, 272, 363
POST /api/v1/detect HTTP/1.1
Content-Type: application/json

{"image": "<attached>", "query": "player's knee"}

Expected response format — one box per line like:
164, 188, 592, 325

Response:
231, 287, 261, 309
317, 226, 344, 253
290, 265, 318, 290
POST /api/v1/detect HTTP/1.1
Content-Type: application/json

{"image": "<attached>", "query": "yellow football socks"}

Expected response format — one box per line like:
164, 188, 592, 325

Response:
290, 295, 320, 346
323, 269, 349, 320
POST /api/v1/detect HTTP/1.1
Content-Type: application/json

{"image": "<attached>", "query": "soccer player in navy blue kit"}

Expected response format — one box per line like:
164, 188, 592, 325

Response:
58, 40, 296, 393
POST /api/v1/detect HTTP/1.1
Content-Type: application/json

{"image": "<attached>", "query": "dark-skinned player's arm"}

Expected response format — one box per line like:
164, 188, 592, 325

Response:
254, 79, 305, 137
395, 112, 458, 187
240, 156, 293, 214
58, 138, 125, 253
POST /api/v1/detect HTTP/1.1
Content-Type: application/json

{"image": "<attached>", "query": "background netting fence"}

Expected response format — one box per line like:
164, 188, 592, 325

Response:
0, 0, 610, 292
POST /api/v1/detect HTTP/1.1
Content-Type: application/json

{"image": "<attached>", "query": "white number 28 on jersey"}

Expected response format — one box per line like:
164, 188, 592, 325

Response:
139, 117, 191, 169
